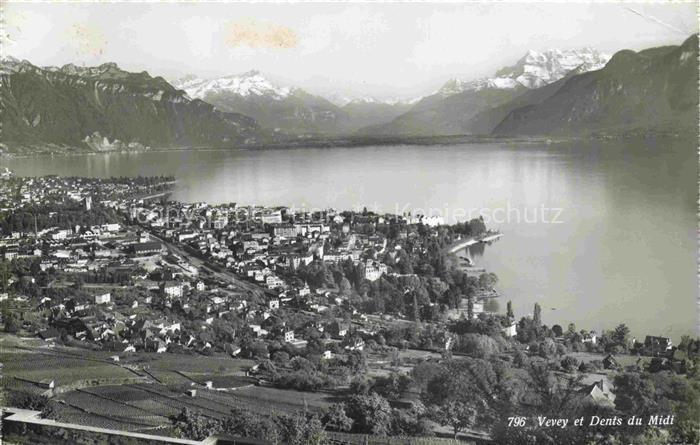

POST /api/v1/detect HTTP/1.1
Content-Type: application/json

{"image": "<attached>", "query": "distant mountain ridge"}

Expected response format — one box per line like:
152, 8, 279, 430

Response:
173, 72, 415, 134
493, 34, 699, 136
173, 71, 352, 135
360, 47, 610, 136
0, 58, 262, 152
1, 36, 695, 153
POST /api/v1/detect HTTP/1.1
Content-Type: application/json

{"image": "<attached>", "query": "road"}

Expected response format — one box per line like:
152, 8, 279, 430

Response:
147, 231, 267, 299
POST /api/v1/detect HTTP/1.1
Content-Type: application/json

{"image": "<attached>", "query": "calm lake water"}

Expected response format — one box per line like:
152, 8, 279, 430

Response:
3, 138, 697, 340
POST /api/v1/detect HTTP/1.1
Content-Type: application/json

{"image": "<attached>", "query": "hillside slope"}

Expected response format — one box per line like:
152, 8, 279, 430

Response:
0, 60, 262, 151
493, 35, 699, 136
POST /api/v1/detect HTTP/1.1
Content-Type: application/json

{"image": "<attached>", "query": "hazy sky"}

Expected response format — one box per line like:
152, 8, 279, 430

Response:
2, 2, 696, 99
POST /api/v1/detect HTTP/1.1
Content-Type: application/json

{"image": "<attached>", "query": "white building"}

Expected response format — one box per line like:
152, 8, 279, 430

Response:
284, 330, 295, 342
364, 261, 387, 281
94, 293, 111, 305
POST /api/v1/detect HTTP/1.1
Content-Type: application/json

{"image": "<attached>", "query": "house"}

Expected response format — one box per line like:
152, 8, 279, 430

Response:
363, 261, 387, 281
579, 379, 615, 407
146, 338, 168, 353
602, 354, 620, 370
225, 343, 242, 357
298, 283, 311, 297
161, 281, 184, 298
501, 323, 517, 337
284, 330, 295, 342
261, 211, 282, 224
38, 328, 61, 341
101, 223, 121, 232
333, 322, 349, 338
268, 299, 280, 310
288, 338, 308, 349
644, 336, 673, 355
212, 217, 228, 230
322, 350, 332, 360
582, 331, 598, 345
265, 275, 284, 289
345, 337, 365, 351
130, 241, 162, 256
94, 292, 111, 305
53, 317, 92, 339
271, 223, 297, 238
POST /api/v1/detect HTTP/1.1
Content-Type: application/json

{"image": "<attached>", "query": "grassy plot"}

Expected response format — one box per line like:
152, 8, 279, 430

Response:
1, 352, 139, 387
50, 402, 149, 432
59, 389, 169, 427
225, 385, 336, 415
116, 352, 256, 385
178, 372, 255, 388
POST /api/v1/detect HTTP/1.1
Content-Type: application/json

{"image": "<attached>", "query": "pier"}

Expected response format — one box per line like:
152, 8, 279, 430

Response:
447, 231, 503, 253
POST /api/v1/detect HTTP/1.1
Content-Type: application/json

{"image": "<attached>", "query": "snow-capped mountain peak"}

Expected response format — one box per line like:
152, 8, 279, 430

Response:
439, 47, 610, 96
328, 93, 421, 107
173, 71, 293, 100
498, 47, 610, 88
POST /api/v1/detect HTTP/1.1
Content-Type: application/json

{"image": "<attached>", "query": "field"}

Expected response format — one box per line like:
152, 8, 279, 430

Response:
1, 351, 142, 387
40, 380, 339, 434
223, 385, 336, 415
118, 352, 256, 384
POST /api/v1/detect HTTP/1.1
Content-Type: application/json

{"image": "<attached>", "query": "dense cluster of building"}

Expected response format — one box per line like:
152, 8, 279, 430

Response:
0, 173, 676, 365
0, 174, 472, 360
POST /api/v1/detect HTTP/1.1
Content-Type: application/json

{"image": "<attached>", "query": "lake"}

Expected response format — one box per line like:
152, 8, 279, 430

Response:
3, 138, 697, 340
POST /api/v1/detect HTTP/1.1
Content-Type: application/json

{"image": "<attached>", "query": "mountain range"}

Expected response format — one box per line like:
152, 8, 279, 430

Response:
359, 48, 611, 136
0, 35, 696, 153
172, 72, 413, 134
0, 58, 261, 152
493, 34, 698, 136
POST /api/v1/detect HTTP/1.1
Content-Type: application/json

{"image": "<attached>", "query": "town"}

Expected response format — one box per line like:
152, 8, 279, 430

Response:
1, 173, 698, 445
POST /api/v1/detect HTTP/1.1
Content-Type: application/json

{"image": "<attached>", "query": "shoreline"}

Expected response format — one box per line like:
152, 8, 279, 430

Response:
2, 131, 693, 159
0, 135, 548, 159
446, 231, 503, 254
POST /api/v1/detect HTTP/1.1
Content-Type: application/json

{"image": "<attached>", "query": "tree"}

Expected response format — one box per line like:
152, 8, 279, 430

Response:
223, 408, 278, 442
390, 401, 432, 436
3, 309, 19, 334
275, 412, 327, 445
612, 324, 630, 349
272, 351, 290, 367
533, 302, 542, 327
9, 391, 51, 411
560, 356, 579, 372
323, 403, 353, 432
613, 373, 657, 416
478, 272, 498, 290
432, 400, 478, 440
506, 300, 514, 319
552, 324, 563, 337
456, 333, 501, 358
175, 408, 222, 440
467, 296, 474, 320
349, 377, 371, 395
537, 338, 559, 358
345, 393, 393, 435
372, 372, 412, 400
0, 260, 9, 292
423, 359, 501, 434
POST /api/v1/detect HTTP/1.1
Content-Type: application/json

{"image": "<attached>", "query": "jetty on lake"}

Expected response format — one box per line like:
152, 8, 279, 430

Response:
447, 230, 503, 253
